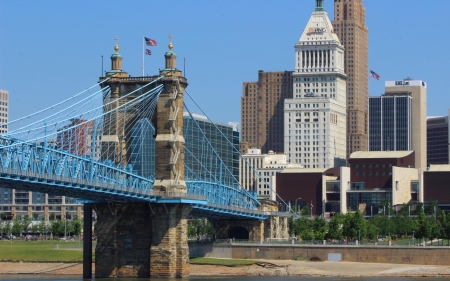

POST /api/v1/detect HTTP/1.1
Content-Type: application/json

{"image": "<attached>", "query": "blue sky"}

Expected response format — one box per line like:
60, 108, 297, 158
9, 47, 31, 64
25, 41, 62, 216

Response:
1, 0, 449, 124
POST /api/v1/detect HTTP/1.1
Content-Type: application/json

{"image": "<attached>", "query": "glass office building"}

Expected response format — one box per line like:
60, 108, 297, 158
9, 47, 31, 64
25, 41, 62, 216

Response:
183, 113, 239, 186
369, 94, 412, 151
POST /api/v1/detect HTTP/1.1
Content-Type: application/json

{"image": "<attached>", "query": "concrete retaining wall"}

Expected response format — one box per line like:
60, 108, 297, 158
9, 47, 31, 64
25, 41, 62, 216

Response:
190, 244, 232, 258
190, 244, 450, 266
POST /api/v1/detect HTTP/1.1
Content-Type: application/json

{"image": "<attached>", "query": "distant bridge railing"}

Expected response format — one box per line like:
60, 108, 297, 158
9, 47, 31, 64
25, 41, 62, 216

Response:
186, 180, 260, 210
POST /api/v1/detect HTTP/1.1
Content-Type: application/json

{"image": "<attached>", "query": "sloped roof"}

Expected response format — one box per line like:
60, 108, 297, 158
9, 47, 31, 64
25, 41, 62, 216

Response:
297, 10, 340, 44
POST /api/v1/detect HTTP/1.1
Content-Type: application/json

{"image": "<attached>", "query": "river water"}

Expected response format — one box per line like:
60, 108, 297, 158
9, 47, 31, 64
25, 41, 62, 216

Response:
0, 276, 439, 281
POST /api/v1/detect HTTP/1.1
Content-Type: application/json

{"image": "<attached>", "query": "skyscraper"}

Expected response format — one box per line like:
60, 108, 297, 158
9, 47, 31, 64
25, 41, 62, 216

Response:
369, 79, 427, 170
241, 71, 293, 153
332, 0, 369, 158
284, 0, 347, 168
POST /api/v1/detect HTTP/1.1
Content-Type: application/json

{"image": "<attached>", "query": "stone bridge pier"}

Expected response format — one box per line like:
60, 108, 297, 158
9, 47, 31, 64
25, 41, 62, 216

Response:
213, 200, 289, 242
94, 202, 190, 278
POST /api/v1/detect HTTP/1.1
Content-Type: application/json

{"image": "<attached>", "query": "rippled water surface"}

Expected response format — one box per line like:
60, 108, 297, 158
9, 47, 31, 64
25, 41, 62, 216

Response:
0, 276, 440, 281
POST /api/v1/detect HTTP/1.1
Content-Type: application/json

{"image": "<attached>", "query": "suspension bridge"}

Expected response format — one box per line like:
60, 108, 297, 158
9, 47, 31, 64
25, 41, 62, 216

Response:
0, 41, 290, 278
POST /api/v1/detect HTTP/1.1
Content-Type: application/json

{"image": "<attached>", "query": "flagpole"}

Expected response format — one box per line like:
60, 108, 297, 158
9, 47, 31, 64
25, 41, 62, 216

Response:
142, 36, 145, 76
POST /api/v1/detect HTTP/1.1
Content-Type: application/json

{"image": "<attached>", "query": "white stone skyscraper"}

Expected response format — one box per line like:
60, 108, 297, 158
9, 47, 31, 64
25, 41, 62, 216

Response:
284, 0, 347, 168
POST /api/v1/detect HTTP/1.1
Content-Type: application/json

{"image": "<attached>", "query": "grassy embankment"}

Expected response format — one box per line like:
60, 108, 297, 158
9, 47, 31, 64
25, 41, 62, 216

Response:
0, 240, 95, 262
0, 240, 256, 266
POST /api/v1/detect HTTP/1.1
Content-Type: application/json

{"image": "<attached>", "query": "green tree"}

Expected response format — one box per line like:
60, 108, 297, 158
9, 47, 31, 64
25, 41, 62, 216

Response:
444, 211, 450, 246
32, 213, 39, 220
51, 219, 64, 237
300, 206, 311, 216
12, 218, 22, 235
293, 217, 312, 237
370, 213, 393, 237
424, 201, 440, 217
299, 229, 313, 240
326, 213, 344, 241
38, 220, 48, 238
49, 213, 56, 220
21, 216, 32, 233
366, 219, 380, 241
188, 221, 196, 237
31, 223, 39, 234
4, 221, 12, 235
72, 219, 82, 236
312, 216, 328, 240
343, 210, 366, 242
415, 208, 432, 244
392, 204, 415, 237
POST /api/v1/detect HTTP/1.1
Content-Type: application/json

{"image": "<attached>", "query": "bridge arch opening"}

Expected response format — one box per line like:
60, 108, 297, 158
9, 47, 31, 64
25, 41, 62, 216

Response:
228, 226, 249, 240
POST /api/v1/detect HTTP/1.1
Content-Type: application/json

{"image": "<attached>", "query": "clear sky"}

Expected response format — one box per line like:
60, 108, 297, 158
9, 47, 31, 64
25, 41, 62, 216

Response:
1, 0, 449, 124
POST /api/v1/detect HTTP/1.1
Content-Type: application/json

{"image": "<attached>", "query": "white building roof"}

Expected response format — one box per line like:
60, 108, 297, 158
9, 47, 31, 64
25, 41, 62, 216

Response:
428, 164, 450, 172
350, 151, 414, 159
281, 167, 328, 174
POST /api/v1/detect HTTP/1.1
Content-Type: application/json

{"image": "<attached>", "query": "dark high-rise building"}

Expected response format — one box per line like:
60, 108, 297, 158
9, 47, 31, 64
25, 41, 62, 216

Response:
427, 116, 449, 165
369, 94, 412, 151
241, 70, 293, 153
332, 0, 369, 159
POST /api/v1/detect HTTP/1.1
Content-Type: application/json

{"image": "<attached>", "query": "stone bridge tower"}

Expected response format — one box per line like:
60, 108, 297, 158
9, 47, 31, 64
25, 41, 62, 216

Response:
93, 38, 189, 278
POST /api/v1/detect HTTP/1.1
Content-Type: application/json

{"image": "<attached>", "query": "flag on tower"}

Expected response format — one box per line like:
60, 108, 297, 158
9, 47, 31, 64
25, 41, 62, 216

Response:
144, 37, 157, 46
145, 49, 152, 55
370, 70, 380, 80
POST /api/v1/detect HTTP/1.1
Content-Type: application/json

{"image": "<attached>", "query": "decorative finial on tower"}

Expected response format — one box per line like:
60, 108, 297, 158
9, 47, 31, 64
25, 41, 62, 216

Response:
168, 34, 173, 52
315, 0, 324, 11
114, 36, 119, 54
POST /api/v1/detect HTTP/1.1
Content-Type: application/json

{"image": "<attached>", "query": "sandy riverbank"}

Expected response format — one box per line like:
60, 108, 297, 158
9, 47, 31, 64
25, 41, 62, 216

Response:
0, 260, 449, 277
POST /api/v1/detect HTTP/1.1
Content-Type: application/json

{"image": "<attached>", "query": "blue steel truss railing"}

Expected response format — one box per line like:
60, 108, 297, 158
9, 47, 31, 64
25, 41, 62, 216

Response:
186, 180, 259, 210
0, 141, 155, 192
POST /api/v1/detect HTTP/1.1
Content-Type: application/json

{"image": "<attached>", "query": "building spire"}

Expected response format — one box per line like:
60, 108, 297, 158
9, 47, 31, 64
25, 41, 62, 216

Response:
114, 36, 119, 54
315, 0, 324, 11
168, 34, 173, 52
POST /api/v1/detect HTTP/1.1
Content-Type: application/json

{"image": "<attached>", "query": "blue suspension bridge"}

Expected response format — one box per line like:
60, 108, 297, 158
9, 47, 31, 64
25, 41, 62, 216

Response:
0, 43, 292, 278
0, 75, 279, 218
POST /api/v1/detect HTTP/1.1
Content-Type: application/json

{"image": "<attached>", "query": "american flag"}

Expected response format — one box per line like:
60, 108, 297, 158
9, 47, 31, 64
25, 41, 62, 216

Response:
370, 70, 380, 80
144, 37, 157, 46
145, 49, 152, 55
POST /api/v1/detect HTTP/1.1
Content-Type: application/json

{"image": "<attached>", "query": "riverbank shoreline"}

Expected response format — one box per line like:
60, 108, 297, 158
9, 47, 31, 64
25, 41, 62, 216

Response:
0, 260, 449, 277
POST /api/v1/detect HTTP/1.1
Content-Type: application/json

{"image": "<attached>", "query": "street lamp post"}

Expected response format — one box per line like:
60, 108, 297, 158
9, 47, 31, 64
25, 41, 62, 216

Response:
295, 197, 301, 216
388, 204, 391, 241
64, 206, 68, 240
412, 231, 415, 246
